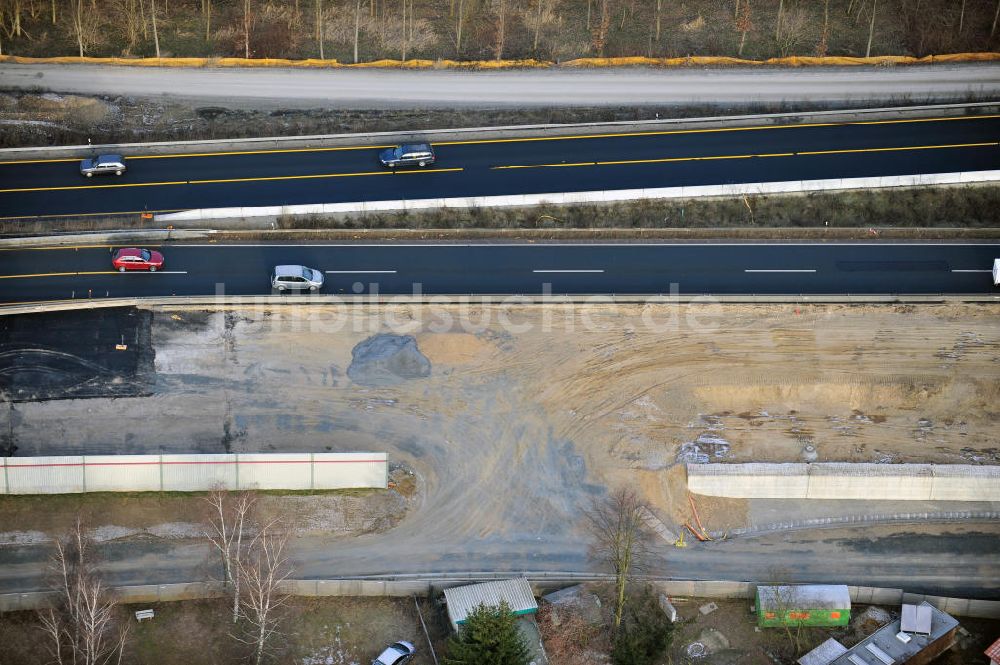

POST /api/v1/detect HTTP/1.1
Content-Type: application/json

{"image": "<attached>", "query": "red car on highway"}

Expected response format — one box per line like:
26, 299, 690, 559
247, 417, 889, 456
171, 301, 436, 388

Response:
112, 248, 164, 272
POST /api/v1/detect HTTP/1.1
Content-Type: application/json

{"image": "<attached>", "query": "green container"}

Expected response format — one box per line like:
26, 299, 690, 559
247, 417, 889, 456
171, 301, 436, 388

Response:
756, 585, 851, 628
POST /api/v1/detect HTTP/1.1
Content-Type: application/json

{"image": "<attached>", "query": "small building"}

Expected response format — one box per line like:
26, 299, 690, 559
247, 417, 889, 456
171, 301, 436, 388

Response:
828, 602, 958, 665
756, 585, 851, 628
443, 578, 539, 632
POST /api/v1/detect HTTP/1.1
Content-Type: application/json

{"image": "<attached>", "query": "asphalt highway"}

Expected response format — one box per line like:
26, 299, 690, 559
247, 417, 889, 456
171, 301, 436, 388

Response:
0, 242, 998, 304
1, 114, 999, 219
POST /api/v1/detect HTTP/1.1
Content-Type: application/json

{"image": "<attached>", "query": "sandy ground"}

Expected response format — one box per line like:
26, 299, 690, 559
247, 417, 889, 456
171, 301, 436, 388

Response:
1, 302, 998, 592
3, 64, 1000, 109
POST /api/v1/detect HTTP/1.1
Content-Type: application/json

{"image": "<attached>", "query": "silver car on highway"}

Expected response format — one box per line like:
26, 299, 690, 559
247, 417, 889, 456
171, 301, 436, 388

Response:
79, 154, 126, 177
271, 265, 324, 292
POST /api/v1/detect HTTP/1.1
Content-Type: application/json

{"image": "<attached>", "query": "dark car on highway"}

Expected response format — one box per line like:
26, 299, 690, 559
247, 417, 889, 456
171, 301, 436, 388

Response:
112, 248, 164, 272
80, 154, 127, 177
379, 143, 435, 168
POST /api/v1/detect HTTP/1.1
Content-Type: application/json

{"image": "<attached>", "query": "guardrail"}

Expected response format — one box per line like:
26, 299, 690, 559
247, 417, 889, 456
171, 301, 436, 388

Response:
1, 102, 997, 160
1, 293, 998, 316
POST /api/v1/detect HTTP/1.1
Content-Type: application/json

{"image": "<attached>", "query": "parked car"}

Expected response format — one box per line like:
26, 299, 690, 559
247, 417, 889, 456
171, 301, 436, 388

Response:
371, 641, 415, 665
379, 143, 435, 168
994, 258, 999, 286
80, 154, 126, 177
271, 265, 324, 292
112, 248, 164, 272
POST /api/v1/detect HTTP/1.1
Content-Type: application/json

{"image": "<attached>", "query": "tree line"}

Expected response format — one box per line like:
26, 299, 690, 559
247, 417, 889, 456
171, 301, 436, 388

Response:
0, 0, 997, 63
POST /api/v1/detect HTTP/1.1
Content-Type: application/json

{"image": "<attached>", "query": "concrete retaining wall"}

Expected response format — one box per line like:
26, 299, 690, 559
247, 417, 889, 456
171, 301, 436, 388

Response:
155, 171, 1000, 223
2, 578, 998, 619
687, 463, 1000, 501
0, 453, 387, 494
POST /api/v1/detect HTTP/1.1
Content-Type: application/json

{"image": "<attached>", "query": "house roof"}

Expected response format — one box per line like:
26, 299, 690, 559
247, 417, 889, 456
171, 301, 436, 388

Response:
444, 578, 538, 630
985, 636, 1000, 660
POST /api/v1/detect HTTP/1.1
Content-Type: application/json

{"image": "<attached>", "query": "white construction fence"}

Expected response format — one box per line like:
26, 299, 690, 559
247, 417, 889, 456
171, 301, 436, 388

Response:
0, 453, 387, 494
687, 463, 1000, 501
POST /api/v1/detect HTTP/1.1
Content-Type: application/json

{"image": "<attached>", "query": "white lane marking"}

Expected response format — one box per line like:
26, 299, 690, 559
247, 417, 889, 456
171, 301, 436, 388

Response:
744, 269, 817, 273
325, 270, 397, 274
533, 269, 605, 273
951, 269, 992, 273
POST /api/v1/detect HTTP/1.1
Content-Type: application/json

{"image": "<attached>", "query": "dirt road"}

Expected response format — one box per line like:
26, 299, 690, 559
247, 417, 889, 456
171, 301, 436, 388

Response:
1, 64, 999, 108
1, 302, 998, 595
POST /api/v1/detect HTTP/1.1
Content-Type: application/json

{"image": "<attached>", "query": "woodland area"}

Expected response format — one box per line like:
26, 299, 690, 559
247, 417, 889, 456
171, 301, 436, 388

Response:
0, 0, 998, 64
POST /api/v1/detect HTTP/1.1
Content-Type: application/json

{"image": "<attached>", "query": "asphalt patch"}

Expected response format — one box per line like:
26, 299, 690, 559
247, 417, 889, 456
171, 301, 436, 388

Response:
0, 307, 155, 402
832, 530, 1000, 556
347, 334, 430, 386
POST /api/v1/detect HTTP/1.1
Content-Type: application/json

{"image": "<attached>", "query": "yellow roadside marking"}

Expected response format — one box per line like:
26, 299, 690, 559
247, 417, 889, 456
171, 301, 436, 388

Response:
0, 208, 184, 221
0, 114, 997, 165
797, 141, 999, 156
0, 167, 463, 194
491, 142, 996, 170
0, 244, 164, 252
129, 144, 395, 160
433, 114, 1000, 146
0, 271, 117, 280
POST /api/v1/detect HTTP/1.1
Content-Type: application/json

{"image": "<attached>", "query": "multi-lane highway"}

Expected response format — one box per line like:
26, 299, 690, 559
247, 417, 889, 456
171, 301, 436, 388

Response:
1, 114, 999, 219
0, 242, 997, 304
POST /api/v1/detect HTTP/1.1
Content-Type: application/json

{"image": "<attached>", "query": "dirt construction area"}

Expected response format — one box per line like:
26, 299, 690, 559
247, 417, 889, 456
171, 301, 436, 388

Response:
0, 302, 998, 592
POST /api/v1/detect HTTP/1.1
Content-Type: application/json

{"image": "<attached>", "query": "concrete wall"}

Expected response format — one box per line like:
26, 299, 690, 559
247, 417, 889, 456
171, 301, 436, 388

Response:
2, 578, 998, 619
156, 171, 1000, 223
687, 463, 1000, 501
0, 453, 387, 494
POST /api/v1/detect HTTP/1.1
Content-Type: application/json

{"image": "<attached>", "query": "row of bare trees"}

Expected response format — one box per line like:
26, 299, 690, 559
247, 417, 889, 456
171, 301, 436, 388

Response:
37, 489, 291, 665
2, 0, 998, 61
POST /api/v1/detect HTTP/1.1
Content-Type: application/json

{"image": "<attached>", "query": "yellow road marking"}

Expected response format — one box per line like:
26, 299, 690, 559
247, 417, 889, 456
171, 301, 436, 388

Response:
0, 180, 187, 194
492, 142, 995, 170
0, 167, 463, 194
797, 141, 998, 156
0, 115, 997, 165
0, 271, 117, 280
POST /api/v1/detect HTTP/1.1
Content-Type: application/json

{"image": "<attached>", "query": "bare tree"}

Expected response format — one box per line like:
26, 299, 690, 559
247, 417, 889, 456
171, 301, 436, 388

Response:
198, 0, 211, 40
204, 488, 257, 625
234, 525, 292, 665
586, 488, 649, 632
68, 0, 101, 56
774, 0, 783, 40
958, 0, 965, 34
992, 0, 1000, 40
736, 0, 752, 56
492, 0, 505, 59
315, 0, 324, 58
150, 0, 160, 57
242, 0, 253, 57
591, 0, 610, 56
38, 518, 129, 665
353, 0, 361, 62
865, 0, 877, 57
774, 6, 807, 56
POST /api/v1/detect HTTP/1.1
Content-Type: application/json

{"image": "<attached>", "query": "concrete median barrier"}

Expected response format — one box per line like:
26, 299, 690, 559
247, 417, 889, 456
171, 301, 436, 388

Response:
154, 170, 1000, 224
